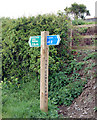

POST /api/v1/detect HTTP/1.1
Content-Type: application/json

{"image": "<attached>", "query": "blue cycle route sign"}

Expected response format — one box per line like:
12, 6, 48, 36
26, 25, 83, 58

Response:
47, 35, 61, 45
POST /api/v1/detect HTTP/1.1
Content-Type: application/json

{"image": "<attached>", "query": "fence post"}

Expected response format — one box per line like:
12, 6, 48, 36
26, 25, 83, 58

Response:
70, 21, 73, 48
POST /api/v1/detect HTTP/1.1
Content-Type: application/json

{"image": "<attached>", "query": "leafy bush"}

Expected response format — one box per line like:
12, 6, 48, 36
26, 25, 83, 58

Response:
75, 61, 85, 71
48, 58, 86, 106
2, 14, 71, 84
53, 80, 86, 106
72, 19, 95, 26
72, 19, 87, 25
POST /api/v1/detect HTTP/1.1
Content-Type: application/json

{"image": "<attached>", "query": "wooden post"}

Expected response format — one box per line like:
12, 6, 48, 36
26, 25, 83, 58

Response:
0, 19, 2, 119
40, 31, 49, 112
70, 21, 73, 48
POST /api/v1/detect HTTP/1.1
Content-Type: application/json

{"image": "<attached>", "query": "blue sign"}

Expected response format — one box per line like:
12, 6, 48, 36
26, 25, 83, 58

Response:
47, 35, 61, 45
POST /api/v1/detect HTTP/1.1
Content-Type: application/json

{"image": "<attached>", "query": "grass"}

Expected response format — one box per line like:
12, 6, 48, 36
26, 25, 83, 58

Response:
2, 78, 59, 118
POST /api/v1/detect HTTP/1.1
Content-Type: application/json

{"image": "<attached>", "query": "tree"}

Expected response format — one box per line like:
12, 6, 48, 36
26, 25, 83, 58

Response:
64, 3, 90, 20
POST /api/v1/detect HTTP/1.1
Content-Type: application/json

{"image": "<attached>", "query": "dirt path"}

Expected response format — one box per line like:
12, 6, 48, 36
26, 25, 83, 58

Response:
58, 50, 96, 118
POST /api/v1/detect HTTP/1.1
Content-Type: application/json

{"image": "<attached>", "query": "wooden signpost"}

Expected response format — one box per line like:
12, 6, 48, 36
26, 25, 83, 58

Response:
40, 31, 49, 112
28, 31, 61, 112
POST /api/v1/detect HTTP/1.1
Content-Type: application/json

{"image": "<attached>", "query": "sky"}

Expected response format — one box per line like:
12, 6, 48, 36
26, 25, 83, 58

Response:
0, 0, 96, 19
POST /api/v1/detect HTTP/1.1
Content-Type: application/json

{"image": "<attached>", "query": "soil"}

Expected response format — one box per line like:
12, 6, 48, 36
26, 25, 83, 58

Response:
58, 50, 96, 119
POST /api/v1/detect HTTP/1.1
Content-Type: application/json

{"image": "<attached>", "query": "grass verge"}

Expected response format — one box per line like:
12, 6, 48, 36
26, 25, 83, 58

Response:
2, 78, 59, 118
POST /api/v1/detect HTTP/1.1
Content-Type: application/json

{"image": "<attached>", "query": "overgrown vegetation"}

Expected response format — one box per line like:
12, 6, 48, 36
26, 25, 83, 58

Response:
71, 19, 95, 46
72, 19, 95, 26
1, 13, 94, 118
2, 79, 59, 118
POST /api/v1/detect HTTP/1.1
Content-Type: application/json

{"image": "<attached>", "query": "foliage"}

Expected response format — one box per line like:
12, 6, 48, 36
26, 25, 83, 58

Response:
2, 14, 71, 83
2, 79, 59, 118
83, 52, 97, 61
72, 25, 88, 46
55, 80, 86, 106
71, 19, 95, 46
1, 13, 89, 118
72, 19, 86, 25
64, 2, 90, 19
72, 19, 95, 26
48, 58, 86, 106
94, 107, 97, 112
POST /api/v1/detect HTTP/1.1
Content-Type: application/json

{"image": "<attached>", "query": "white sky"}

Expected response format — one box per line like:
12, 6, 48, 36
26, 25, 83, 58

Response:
0, 0, 96, 18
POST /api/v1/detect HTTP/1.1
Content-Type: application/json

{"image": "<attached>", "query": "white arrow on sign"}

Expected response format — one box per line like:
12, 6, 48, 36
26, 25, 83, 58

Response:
29, 37, 32, 47
57, 35, 61, 45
